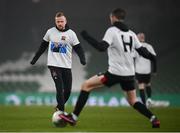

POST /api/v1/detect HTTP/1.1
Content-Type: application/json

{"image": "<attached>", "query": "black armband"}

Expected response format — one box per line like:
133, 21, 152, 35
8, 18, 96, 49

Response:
136, 47, 156, 61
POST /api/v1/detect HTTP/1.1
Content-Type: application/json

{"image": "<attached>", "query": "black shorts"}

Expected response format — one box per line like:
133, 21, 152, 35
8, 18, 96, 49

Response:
135, 73, 151, 84
98, 71, 135, 91
48, 66, 72, 89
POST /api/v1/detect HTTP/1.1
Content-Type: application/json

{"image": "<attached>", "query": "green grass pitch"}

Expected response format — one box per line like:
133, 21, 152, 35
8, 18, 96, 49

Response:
0, 105, 180, 132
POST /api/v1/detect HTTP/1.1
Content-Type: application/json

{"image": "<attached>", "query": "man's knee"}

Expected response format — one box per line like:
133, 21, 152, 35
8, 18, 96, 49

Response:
128, 99, 137, 106
138, 83, 145, 90
81, 80, 93, 91
147, 83, 151, 86
126, 94, 137, 106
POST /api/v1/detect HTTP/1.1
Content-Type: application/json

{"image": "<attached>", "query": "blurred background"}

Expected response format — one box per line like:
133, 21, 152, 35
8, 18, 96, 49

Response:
0, 0, 180, 106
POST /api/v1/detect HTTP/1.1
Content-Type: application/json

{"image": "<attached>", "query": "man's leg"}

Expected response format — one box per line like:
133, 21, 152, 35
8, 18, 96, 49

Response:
60, 74, 105, 125
62, 69, 72, 103
145, 83, 154, 107
138, 83, 146, 105
73, 75, 104, 116
126, 90, 160, 128
49, 67, 65, 111
146, 83, 152, 98
126, 90, 152, 118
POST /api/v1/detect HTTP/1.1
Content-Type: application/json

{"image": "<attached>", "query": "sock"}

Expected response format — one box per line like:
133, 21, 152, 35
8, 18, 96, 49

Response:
139, 89, 146, 104
49, 67, 65, 111
71, 113, 78, 121
73, 90, 90, 116
133, 101, 153, 119
146, 86, 152, 98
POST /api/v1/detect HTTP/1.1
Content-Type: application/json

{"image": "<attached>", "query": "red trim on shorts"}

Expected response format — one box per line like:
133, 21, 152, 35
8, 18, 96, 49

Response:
101, 76, 108, 84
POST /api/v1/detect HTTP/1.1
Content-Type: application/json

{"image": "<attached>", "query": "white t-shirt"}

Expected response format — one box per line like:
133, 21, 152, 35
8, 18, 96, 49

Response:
43, 27, 80, 68
103, 26, 142, 76
135, 42, 156, 74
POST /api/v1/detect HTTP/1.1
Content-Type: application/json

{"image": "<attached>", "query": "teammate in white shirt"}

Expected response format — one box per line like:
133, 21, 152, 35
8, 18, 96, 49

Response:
60, 8, 160, 128
30, 12, 86, 113
135, 33, 157, 106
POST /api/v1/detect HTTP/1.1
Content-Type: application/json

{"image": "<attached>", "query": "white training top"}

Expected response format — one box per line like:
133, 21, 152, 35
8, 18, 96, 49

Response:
43, 27, 80, 68
103, 26, 142, 76
135, 42, 156, 74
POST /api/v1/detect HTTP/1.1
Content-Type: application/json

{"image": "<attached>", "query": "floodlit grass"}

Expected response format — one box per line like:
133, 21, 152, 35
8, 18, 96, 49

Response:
0, 105, 180, 132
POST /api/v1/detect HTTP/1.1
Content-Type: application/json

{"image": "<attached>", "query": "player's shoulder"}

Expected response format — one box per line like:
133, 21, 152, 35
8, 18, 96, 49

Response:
128, 30, 137, 36
49, 27, 56, 30
105, 26, 122, 35
109, 26, 134, 33
67, 29, 75, 33
66, 29, 78, 37
106, 26, 117, 32
123, 30, 138, 39
46, 27, 56, 33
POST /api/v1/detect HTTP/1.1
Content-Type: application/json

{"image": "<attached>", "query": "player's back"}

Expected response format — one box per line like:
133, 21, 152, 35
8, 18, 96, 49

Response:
103, 26, 142, 76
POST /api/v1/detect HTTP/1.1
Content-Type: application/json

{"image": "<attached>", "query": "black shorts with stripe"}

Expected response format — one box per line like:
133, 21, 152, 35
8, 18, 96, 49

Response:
135, 73, 151, 84
97, 71, 135, 91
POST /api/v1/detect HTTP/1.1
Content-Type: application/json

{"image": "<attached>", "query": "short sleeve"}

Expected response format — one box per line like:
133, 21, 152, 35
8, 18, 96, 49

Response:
70, 30, 80, 46
133, 33, 142, 49
102, 28, 113, 45
43, 30, 50, 42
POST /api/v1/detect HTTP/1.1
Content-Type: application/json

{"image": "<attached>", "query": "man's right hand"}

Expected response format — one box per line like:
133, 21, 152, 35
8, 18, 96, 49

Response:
30, 60, 36, 65
80, 59, 86, 65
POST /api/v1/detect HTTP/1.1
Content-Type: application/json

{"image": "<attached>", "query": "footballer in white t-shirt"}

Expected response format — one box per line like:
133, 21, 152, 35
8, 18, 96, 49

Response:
134, 32, 157, 106
30, 12, 86, 115
60, 8, 160, 128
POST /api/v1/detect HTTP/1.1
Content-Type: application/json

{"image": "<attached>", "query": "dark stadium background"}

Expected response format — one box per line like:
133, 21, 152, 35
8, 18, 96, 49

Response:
0, 0, 180, 103
1, 1, 180, 131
